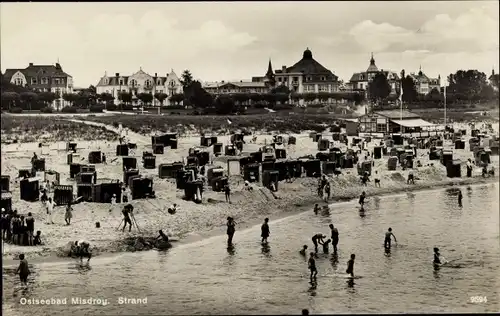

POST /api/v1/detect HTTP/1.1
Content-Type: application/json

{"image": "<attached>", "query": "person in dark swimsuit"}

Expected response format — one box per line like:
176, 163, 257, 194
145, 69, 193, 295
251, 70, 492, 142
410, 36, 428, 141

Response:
261, 218, 270, 244
156, 230, 169, 242
308, 252, 318, 281
329, 224, 339, 254
322, 239, 331, 253
433, 247, 442, 265
26, 212, 35, 246
299, 245, 308, 256
458, 191, 463, 206
346, 254, 355, 277
16, 254, 30, 286
224, 184, 231, 203
33, 231, 42, 246
384, 228, 397, 249
226, 217, 236, 245
359, 191, 366, 207
122, 205, 133, 232
312, 233, 326, 253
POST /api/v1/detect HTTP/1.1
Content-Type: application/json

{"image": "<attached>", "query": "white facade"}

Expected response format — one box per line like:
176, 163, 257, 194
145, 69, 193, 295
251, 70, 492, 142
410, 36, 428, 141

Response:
96, 68, 183, 106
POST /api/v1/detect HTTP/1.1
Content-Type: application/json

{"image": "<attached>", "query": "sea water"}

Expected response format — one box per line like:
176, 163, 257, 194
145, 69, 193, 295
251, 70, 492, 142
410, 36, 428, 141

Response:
3, 183, 499, 315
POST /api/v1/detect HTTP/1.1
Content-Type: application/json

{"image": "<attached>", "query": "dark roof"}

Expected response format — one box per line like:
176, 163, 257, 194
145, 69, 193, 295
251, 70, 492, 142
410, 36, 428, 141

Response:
367, 54, 378, 73
3, 64, 71, 81
96, 75, 168, 86
282, 48, 338, 81
374, 110, 420, 119
349, 70, 399, 82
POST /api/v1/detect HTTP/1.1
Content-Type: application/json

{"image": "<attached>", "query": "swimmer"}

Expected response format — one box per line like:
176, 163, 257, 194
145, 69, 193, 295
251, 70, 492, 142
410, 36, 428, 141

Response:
384, 228, 397, 249
359, 191, 366, 206
312, 233, 326, 253
299, 245, 308, 256
16, 254, 30, 287
308, 252, 318, 281
346, 254, 355, 277
433, 247, 448, 266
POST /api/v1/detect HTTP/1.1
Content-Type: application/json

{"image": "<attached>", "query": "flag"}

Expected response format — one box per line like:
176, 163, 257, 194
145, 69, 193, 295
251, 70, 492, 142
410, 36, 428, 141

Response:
227, 118, 232, 125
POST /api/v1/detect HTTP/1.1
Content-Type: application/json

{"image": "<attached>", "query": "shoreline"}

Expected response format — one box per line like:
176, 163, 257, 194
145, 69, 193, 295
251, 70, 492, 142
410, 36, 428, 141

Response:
3, 174, 498, 266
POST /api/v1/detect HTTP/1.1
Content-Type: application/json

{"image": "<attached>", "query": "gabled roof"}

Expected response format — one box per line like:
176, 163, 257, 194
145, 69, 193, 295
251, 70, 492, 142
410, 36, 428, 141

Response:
374, 110, 420, 119
4, 64, 71, 81
202, 81, 266, 89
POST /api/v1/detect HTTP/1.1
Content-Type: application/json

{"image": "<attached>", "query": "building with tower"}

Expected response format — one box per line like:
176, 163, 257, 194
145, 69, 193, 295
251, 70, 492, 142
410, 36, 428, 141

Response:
407, 67, 440, 95
347, 53, 400, 95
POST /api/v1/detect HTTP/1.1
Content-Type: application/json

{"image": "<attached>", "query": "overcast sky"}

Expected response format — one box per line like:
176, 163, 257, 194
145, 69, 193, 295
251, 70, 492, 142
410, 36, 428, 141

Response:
1, 2, 498, 87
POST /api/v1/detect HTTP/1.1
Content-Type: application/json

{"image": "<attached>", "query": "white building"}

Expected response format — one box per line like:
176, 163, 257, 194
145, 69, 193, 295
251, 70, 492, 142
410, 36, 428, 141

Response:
96, 68, 183, 106
408, 67, 440, 95
348, 53, 400, 95
202, 81, 268, 94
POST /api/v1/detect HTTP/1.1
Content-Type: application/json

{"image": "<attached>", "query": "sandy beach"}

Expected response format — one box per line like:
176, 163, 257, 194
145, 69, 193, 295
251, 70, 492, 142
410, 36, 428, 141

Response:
1, 116, 498, 261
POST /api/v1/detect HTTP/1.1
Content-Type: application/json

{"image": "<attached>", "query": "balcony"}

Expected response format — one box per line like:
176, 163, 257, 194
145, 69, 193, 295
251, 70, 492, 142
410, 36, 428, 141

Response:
144, 85, 153, 90
292, 81, 299, 86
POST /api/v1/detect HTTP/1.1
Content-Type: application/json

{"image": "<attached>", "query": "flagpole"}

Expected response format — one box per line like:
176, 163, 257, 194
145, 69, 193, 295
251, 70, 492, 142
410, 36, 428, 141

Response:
444, 84, 447, 127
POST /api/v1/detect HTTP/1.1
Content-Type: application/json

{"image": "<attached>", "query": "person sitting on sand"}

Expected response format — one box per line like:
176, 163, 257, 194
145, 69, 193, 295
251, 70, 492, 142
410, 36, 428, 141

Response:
156, 230, 169, 243
167, 203, 177, 215
407, 170, 415, 184
33, 231, 42, 246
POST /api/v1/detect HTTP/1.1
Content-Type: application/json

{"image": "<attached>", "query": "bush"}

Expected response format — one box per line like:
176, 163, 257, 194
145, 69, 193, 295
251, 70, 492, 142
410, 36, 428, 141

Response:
61, 106, 78, 113
89, 104, 105, 113
273, 103, 294, 111
40, 107, 53, 113
106, 104, 118, 111
9, 107, 23, 113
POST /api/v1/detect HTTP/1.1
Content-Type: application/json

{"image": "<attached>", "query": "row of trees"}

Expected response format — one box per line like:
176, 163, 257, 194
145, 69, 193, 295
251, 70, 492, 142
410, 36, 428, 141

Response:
367, 69, 499, 106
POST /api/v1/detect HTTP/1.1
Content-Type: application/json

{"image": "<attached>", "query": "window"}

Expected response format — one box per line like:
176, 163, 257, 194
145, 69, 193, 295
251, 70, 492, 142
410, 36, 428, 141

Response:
145, 80, 152, 87
321, 76, 325, 81
319, 85, 328, 92
169, 80, 176, 87
119, 79, 124, 86
54, 78, 60, 85
31, 78, 38, 84
278, 77, 282, 82
103, 78, 108, 85
130, 79, 137, 86
293, 77, 298, 82
41, 77, 48, 84
157, 80, 162, 85
283, 77, 287, 82
55, 88, 61, 96
307, 76, 312, 81
376, 123, 386, 133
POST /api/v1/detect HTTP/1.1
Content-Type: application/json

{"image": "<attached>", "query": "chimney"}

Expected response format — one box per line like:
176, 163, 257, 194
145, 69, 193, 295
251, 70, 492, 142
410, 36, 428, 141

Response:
221, 80, 225, 83
155, 72, 157, 77
115, 73, 119, 77
282, 66, 286, 71
29, 63, 34, 67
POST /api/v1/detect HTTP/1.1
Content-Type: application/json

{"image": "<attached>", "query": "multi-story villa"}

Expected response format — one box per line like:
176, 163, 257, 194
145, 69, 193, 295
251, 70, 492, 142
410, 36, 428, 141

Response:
348, 54, 400, 95
3, 62, 73, 109
95, 68, 183, 106
408, 67, 440, 95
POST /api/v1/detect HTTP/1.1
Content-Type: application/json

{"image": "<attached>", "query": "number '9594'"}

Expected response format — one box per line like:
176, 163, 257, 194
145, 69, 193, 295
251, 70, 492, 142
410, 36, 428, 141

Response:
470, 296, 487, 303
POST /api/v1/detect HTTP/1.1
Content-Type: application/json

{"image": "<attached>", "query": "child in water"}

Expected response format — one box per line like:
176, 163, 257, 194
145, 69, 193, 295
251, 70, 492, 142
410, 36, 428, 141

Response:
433, 247, 447, 266
16, 254, 30, 286
346, 254, 355, 277
384, 228, 397, 249
308, 252, 318, 281
300, 245, 308, 256
322, 239, 331, 253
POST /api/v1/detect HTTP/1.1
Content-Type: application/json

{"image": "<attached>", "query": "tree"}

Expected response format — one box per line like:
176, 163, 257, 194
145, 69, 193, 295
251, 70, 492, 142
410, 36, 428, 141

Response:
232, 93, 249, 105
118, 92, 133, 106
274, 93, 289, 104
401, 75, 418, 103
183, 81, 213, 108
448, 69, 488, 102
425, 88, 443, 103
98, 92, 115, 105
136, 92, 153, 105
180, 70, 194, 89
214, 95, 236, 114
303, 93, 317, 102
479, 84, 496, 101
290, 93, 301, 103
169, 93, 184, 106
1, 92, 20, 110
353, 92, 365, 105
20, 92, 38, 111
154, 92, 169, 106
62, 93, 77, 107
318, 92, 330, 103
249, 93, 263, 104
271, 85, 291, 95
368, 73, 391, 103
38, 92, 58, 108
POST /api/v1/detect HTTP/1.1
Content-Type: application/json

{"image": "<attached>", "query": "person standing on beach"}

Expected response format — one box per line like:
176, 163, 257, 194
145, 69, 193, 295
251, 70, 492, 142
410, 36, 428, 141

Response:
226, 216, 236, 245
329, 224, 339, 254
25, 212, 35, 246
261, 218, 270, 244
65, 201, 73, 225
224, 184, 231, 203
16, 254, 30, 287
122, 205, 133, 232
46, 197, 54, 224
466, 159, 473, 177
458, 191, 463, 206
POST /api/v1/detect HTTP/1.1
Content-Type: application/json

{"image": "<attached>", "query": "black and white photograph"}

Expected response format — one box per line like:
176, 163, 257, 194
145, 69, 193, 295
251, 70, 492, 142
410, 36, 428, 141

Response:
1, 1, 499, 315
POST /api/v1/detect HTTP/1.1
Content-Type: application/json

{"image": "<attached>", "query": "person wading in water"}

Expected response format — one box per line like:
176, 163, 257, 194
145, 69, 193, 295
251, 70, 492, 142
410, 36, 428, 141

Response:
308, 252, 318, 281
226, 216, 236, 245
312, 233, 326, 253
261, 218, 270, 244
329, 224, 339, 254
